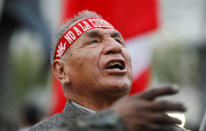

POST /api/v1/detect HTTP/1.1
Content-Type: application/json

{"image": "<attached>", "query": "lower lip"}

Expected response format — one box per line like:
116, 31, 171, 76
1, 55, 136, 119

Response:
104, 68, 127, 75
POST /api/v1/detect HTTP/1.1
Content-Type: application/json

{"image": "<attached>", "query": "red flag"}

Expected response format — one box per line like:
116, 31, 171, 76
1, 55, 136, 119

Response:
50, 0, 158, 114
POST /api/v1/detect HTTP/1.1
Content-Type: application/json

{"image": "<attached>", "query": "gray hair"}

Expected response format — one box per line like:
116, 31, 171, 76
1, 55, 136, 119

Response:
50, 10, 102, 63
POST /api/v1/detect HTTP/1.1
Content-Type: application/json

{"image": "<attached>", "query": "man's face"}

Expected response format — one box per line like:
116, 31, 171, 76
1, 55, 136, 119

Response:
63, 28, 132, 98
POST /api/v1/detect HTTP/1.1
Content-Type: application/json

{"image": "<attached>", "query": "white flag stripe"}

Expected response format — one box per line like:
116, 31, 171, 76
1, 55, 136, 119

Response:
126, 35, 151, 79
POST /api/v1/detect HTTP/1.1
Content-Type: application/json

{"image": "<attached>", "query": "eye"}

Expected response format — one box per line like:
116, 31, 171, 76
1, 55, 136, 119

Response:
115, 38, 124, 45
115, 38, 121, 43
89, 39, 99, 44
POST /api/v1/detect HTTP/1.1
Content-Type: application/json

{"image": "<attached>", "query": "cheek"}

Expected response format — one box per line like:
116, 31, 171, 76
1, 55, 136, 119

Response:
124, 51, 133, 78
71, 50, 100, 73
123, 50, 132, 67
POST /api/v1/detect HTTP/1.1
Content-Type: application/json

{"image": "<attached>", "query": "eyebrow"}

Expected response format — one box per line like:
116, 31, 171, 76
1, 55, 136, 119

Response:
82, 30, 123, 39
83, 30, 102, 38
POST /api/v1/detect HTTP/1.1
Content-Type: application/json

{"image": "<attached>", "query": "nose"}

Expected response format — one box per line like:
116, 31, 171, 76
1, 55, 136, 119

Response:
103, 38, 123, 55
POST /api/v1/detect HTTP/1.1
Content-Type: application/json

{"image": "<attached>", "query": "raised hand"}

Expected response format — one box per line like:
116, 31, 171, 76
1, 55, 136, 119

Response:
111, 86, 186, 131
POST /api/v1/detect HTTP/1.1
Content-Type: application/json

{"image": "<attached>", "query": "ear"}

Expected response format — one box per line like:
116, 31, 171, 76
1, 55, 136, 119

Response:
52, 59, 70, 85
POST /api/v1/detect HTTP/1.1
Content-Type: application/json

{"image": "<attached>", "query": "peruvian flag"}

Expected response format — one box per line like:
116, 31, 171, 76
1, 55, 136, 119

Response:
50, 0, 158, 114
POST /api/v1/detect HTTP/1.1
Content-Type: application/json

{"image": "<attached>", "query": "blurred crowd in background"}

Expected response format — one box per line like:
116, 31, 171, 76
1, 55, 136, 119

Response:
0, 0, 206, 131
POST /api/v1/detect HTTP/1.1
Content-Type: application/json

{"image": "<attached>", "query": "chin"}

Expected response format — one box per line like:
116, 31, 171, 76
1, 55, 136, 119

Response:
104, 82, 131, 97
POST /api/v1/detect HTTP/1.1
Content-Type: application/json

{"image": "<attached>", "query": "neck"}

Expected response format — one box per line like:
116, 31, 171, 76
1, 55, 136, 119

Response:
64, 85, 128, 111
65, 90, 123, 111
68, 94, 117, 111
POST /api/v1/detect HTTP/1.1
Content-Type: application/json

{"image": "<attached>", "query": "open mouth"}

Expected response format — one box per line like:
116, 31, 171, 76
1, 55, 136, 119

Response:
105, 60, 125, 70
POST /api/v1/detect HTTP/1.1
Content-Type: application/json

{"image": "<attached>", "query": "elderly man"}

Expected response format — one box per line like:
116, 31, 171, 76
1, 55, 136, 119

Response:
30, 10, 186, 131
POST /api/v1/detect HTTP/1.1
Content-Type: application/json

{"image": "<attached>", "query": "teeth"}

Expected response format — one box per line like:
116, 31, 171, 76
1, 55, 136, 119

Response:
108, 61, 122, 67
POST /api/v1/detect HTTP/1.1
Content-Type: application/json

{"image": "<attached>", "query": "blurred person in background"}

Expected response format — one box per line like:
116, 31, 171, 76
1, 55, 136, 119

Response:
30, 10, 186, 131
0, 0, 51, 130
18, 104, 43, 131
